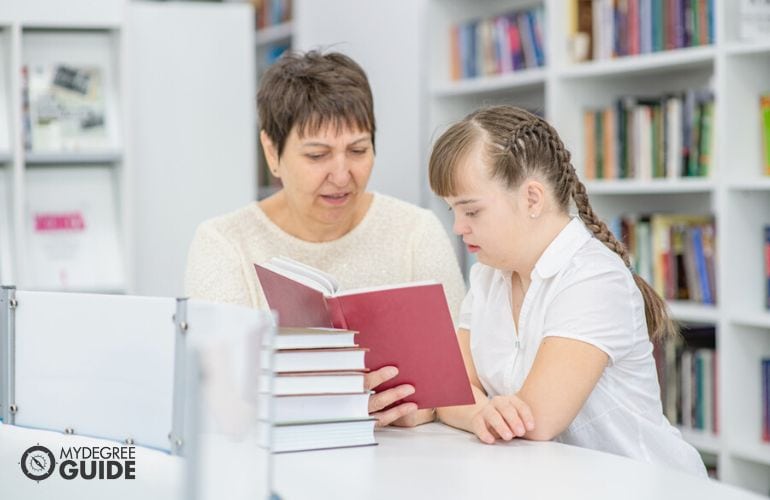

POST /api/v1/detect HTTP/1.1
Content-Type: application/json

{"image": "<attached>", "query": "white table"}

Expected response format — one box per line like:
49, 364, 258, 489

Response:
272, 423, 764, 499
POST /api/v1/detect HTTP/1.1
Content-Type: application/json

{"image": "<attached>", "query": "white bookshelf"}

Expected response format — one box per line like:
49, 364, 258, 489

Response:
426, 0, 770, 494
0, 7, 129, 293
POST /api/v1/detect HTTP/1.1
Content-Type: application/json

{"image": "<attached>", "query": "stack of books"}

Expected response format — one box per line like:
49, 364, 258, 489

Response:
259, 326, 376, 453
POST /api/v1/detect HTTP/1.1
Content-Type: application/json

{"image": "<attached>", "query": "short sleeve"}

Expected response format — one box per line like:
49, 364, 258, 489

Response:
410, 211, 466, 326
542, 266, 640, 365
458, 288, 473, 331
184, 222, 254, 307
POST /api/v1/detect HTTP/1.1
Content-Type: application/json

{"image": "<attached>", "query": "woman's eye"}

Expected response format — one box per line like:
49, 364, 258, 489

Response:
306, 153, 326, 160
350, 148, 368, 155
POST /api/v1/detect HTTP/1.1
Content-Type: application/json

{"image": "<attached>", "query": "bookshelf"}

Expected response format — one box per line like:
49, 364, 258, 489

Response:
426, 0, 770, 494
0, 8, 129, 294
255, 2, 292, 200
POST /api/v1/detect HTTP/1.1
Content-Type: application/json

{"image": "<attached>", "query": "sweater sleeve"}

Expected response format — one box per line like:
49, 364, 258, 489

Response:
410, 210, 467, 326
184, 221, 254, 308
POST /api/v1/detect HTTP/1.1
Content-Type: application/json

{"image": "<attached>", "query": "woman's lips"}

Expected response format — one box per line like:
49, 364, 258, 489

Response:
320, 193, 351, 205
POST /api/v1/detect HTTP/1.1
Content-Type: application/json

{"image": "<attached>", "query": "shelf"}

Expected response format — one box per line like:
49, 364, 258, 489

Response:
25, 151, 123, 165
584, 178, 714, 195
678, 426, 722, 455
728, 178, 770, 191
731, 441, 770, 466
725, 40, 770, 57
255, 21, 293, 46
731, 312, 770, 330
558, 45, 715, 79
667, 301, 719, 324
431, 68, 547, 97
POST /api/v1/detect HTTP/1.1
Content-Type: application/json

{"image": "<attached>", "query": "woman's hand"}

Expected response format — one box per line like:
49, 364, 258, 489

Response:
470, 395, 535, 444
365, 366, 418, 427
391, 408, 436, 428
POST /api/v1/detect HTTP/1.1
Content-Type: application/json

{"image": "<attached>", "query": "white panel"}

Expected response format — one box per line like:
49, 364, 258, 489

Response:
13, 291, 177, 450
0, 28, 10, 153
0, 0, 125, 27
127, 3, 256, 297
293, 0, 428, 206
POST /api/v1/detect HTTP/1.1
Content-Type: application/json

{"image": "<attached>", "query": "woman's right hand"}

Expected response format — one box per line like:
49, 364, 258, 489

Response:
364, 366, 418, 427
470, 394, 535, 444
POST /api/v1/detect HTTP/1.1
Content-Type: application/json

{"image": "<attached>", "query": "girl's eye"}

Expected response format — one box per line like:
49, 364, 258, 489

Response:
465, 211, 479, 218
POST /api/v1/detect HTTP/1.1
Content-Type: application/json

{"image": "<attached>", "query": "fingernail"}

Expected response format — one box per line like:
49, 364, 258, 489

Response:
387, 367, 399, 377
401, 385, 415, 396
515, 425, 525, 436
503, 431, 513, 440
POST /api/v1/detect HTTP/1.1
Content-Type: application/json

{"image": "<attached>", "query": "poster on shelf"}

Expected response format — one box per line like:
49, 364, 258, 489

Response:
24, 167, 124, 291
25, 64, 109, 152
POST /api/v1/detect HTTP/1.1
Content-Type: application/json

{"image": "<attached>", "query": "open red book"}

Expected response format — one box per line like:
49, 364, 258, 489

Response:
255, 257, 474, 409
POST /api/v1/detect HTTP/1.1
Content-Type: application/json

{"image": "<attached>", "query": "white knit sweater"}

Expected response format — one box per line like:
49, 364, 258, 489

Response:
184, 193, 466, 322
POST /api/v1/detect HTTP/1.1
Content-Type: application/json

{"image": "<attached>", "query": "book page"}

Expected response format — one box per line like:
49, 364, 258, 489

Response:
335, 280, 437, 297
271, 256, 339, 294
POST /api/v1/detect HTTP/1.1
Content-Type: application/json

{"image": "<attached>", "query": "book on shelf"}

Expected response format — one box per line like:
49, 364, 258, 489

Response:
254, 0, 292, 30
762, 358, 770, 443
449, 5, 545, 81
765, 225, 770, 311
611, 213, 716, 304
260, 371, 365, 396
654, 325, 718, 434
583, 89, 714, 180
24, 167, 124, 291
255, 256, 474, 409
761, 93, 770, 177
24, 64, 110, 153
261, 418, 376, 453
571, 0, 715, 63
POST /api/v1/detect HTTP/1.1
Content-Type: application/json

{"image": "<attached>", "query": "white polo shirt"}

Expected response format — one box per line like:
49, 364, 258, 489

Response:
459, 217, 706, 477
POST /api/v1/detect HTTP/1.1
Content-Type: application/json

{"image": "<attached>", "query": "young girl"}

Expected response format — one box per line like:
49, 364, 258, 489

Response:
431, 105, 706, 476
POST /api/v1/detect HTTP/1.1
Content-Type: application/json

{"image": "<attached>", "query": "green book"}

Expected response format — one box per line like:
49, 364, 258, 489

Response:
698, 99, 714, 177
762, 93, 770, 176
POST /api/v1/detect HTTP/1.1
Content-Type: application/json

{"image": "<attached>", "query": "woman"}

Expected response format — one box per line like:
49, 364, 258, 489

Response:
430, 105, 706, 476
185, 51, 464, 427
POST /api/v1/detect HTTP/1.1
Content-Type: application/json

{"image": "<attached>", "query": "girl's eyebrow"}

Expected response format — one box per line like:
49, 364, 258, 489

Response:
452, 199, 479, 207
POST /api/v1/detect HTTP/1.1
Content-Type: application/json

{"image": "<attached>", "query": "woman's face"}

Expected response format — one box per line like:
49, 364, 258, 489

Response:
267, 124, 374, 226
443, 143, 532, 271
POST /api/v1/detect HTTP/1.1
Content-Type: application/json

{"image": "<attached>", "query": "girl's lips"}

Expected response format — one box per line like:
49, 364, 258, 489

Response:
467, 244, 480, 253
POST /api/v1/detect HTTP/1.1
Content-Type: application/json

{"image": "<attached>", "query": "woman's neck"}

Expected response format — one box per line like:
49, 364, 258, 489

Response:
259, 191, 373, 243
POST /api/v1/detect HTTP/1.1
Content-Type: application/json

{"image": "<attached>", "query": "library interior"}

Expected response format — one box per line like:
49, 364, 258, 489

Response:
1, 0, 770, 499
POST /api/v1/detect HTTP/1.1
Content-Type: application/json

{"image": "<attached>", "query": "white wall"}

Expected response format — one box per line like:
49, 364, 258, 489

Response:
293, 0, 428, 206
127, 2, 256, 296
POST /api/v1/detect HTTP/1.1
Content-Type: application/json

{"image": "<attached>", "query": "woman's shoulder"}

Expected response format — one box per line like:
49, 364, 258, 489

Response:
194, 203, 263, 242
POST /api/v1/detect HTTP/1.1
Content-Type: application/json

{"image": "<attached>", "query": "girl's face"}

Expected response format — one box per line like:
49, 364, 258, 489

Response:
443, 143, 533, 271
264, 123, 374, 227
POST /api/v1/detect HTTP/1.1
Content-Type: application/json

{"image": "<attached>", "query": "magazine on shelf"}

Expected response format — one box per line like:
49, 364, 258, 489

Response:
25, 167, 124, 291
25, 63, 109, 152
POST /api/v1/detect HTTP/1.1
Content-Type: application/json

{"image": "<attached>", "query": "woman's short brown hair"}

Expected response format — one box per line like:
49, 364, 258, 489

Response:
257, 50, 376, 157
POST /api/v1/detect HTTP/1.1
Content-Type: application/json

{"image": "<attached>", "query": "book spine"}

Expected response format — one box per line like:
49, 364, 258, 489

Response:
765, 225, 770, 310
325, 297, 349, 330
761, 94, 770, 176
691, 225, 712, 304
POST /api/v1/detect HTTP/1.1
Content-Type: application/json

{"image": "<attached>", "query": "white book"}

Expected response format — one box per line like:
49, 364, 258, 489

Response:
259, 418, 376, 453
260, 371, 365, 396
666, 96, 683, 180
699, 349, 714, 433
262, 347, 367, 373
24, 167, 124, 291
259, 392, 370, 424
268, 326, 357, 350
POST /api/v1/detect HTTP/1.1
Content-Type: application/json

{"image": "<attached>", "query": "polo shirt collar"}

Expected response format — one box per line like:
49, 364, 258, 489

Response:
532, 216, 593, 280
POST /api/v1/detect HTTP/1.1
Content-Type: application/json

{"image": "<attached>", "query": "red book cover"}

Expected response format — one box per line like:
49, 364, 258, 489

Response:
255, 261, 475, 409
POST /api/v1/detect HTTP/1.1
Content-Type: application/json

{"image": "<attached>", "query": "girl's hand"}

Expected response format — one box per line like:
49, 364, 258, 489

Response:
470, 395, 535, 444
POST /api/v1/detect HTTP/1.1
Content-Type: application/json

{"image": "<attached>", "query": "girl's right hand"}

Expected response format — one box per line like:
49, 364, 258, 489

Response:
470, 394, 535, 444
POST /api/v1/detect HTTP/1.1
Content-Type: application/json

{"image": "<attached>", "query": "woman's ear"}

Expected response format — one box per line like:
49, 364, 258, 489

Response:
260, 130, 280, 177
525, 179, 545, 218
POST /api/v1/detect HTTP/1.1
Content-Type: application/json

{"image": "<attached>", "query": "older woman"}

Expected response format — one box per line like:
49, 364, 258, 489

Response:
185, 50, 464, 427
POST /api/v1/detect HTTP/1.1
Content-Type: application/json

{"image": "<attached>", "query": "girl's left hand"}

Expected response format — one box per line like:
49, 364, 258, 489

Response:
470, 394, 535, 444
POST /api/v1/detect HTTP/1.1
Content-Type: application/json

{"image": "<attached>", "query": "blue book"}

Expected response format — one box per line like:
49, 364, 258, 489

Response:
527, 10, 545, 67
691, 226, 712, 304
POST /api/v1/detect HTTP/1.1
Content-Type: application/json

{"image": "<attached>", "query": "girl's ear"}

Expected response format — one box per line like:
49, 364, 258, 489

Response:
260, 130, 280, 177
525, 179, 546, 217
